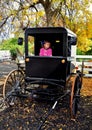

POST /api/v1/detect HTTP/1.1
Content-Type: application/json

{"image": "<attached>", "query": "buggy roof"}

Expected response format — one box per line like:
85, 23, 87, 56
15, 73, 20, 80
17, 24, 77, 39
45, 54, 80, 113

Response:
25, 27, 77, 38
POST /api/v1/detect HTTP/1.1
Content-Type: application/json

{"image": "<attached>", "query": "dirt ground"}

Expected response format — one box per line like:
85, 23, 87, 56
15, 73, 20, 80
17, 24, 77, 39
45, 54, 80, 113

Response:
0, 62, 92, 130
81, 78, 92, 96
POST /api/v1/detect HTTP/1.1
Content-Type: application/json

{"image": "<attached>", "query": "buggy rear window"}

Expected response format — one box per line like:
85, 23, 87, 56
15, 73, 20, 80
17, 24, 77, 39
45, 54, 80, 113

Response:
28, 36, 35, 56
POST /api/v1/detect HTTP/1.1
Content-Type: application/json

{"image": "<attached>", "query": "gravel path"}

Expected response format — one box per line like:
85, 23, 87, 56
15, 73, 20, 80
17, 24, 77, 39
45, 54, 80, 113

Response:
0, 61, 17, 79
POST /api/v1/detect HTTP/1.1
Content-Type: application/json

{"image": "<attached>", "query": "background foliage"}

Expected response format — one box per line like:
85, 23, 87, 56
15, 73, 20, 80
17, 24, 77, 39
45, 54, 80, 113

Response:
0, 38, 24, 59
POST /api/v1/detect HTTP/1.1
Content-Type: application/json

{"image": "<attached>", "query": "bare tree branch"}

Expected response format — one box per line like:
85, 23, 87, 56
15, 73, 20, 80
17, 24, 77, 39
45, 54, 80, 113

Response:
0, 16, 11, 28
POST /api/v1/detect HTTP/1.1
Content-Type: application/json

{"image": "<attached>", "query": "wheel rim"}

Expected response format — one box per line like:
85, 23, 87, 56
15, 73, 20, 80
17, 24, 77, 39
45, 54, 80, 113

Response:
72, 98, 78, 116
70, 75, 81, 118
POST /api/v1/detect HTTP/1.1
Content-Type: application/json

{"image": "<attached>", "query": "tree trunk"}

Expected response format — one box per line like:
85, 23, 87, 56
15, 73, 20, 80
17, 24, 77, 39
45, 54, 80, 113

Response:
39, 0, 52, 26
38, 0, 65, 27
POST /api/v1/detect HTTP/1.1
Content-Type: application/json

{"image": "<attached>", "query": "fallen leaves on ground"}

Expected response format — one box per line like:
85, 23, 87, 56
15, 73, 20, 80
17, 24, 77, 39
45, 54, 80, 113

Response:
0, 95, 92, 130
81, 78, 92, 96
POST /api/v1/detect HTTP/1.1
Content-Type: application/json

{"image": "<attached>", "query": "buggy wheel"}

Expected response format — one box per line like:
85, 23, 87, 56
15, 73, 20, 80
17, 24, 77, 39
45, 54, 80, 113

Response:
70, 74, 82, 118
3, 69, 25, 106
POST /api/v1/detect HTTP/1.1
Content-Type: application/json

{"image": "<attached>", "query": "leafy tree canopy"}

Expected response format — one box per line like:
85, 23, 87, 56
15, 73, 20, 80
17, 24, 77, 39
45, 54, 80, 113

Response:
0, 0, 92, 53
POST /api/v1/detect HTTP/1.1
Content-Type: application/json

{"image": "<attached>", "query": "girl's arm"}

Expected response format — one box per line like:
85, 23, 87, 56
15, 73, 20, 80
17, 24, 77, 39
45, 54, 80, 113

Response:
39, 48, 43, 56
49, 48, 52, 56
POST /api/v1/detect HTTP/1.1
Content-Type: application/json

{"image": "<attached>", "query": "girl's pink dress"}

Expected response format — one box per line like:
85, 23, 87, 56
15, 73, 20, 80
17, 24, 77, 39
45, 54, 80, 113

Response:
39, 48, 52, 56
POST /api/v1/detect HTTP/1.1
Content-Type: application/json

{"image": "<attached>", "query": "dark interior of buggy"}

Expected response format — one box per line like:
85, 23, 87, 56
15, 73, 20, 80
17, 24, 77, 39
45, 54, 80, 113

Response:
26, 33, 73, 57
29, 34, 64, 56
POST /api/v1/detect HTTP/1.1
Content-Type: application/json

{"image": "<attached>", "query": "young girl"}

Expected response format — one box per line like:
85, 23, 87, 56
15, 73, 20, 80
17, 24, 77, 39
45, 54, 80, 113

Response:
39, 41, 52, 56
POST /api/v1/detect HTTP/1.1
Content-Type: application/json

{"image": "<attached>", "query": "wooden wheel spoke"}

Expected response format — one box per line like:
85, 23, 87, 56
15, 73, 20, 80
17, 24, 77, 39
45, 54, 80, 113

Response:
15, 71, 24, 81
6, 80, 13, 87
10, 72, 16, 82
19, 77, 24, 84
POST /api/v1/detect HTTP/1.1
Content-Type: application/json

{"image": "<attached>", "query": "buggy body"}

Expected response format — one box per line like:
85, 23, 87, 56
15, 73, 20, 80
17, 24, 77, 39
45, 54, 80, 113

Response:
23, 27, 77, 87
3, 27, 82, 120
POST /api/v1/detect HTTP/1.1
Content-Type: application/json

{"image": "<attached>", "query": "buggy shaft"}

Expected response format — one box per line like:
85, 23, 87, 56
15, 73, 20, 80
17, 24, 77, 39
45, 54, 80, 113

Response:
37, 90, 70, 130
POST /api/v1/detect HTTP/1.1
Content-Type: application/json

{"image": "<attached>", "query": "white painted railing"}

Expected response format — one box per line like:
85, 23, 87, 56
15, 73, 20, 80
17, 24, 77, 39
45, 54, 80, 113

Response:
0, 50, 11, 61
76, 55, 92, 60
76, 55, 92, 77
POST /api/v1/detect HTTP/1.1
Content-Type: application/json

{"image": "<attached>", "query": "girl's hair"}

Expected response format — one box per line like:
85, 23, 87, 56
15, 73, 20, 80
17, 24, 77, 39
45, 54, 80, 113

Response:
41, 40, 50, 45
40, 41, 51, 48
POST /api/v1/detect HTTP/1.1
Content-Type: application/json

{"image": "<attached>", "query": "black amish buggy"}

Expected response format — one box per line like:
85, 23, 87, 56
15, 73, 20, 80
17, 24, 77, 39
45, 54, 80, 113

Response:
3, 27, 82, 127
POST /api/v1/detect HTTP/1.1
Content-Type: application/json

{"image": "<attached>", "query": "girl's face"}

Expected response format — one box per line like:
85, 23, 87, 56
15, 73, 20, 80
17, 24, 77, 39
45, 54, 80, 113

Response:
44, 42, 50, 49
